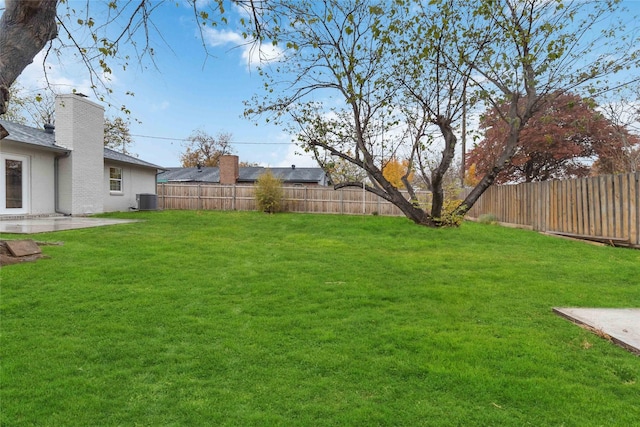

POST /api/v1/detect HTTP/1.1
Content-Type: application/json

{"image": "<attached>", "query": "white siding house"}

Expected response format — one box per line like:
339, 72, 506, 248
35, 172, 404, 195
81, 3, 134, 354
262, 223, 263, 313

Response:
103, 150, 160, 212
0, 94, 162, 217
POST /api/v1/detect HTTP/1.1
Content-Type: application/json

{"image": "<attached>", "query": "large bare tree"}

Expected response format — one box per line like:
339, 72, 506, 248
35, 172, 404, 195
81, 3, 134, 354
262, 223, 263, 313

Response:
245, 0, 639, 226
180, 130, 235, 167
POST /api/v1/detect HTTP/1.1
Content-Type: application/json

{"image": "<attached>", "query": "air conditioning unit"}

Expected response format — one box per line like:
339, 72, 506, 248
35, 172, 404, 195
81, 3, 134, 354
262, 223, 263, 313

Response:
137, 193, 158, 211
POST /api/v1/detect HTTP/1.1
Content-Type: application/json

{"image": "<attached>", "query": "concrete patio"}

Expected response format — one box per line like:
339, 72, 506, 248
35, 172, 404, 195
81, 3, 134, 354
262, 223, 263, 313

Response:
554, 307, 640, 356
0, 216, 139, 234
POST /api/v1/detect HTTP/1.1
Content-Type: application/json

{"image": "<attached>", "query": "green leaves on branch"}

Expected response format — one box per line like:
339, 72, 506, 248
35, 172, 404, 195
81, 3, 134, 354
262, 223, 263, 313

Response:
241, 0, 639, 226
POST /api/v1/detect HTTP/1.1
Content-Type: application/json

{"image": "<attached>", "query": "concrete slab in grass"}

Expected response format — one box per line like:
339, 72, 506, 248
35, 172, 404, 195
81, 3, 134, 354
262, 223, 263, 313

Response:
0, 217, 139, 234
553, 308, 640, 356
6, 239, 41, 256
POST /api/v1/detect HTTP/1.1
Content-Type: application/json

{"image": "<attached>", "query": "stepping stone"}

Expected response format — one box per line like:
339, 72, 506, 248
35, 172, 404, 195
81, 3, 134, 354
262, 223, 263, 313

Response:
5, 240, 41, 257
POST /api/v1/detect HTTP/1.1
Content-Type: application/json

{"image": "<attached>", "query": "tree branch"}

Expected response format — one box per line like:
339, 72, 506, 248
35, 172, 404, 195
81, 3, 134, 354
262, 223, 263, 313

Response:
0, 0, 58, 127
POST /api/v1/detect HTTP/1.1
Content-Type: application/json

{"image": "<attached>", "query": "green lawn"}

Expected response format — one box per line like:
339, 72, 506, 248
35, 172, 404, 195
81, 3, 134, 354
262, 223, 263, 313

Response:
1, 210, 638, 426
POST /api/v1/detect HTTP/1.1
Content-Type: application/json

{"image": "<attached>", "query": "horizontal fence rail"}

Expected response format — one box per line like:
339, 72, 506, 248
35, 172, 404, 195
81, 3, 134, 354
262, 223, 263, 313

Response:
157, 183, 432, 217
464, 172, 640, 247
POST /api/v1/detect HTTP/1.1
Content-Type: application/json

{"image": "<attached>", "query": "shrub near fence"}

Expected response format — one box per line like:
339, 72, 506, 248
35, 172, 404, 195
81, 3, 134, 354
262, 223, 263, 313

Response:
463, 172, 640, 247
157, 183, 432, 217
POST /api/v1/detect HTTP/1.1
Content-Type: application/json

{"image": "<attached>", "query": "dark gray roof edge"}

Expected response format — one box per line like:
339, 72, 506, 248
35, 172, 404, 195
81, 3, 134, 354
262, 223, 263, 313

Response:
7, 139, 70, 153
0, 119, 68, 152
104, 148, 165, 170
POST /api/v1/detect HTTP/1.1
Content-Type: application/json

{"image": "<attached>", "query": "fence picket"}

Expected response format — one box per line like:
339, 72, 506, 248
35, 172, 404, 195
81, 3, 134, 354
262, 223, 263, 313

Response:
157, 183, 429, 218
459, 173, 638, 247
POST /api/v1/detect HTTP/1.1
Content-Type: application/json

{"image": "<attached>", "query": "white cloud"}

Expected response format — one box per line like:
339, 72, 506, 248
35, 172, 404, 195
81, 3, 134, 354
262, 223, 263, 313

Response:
202, 28, 245, 47
151, 101, 171, 112
202, 27, 283, 70
274, 142, 319, 168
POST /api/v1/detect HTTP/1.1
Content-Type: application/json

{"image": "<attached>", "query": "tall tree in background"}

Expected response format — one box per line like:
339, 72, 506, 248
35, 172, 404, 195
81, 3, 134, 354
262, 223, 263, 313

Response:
382, 158, 414, 190
246, 0, 483, 225
104, 116, 134, 155
2, 84, 29, 125
596, 86, 640, 174
180, 130, 235, 167
457, 0, 639, 210
245, 0, 639, 226
1, 84, 55, 126
467, 92, 640, 183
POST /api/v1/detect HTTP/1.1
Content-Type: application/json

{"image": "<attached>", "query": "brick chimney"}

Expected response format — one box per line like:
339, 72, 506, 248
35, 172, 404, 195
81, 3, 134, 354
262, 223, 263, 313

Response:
55, 94, 105, 215
219, 155, 239, 185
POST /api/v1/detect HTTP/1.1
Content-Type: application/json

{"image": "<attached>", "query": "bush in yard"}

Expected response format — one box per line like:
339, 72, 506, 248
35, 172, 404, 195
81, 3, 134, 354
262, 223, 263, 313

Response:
435, 199, 466, 227
255, 169, 284, 213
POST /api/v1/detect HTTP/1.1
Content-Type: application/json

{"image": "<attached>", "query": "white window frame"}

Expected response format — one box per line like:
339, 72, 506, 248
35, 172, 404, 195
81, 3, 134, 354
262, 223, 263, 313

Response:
1, 153, 30, 214
109, 167, 123, 193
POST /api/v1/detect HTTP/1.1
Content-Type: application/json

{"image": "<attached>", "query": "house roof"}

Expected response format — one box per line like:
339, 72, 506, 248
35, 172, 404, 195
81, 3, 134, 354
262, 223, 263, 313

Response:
237, 167, 328, 183
0, 119, 67, 153
1, 118, 163, 169
157, 166, 328, 184
158, 167, 221, 182
104, 148, 164, 170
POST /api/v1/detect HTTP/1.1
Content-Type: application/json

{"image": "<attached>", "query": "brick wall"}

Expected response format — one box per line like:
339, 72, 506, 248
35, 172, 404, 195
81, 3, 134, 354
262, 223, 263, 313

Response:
55, 94, 105, 215
219, 155, 239, 185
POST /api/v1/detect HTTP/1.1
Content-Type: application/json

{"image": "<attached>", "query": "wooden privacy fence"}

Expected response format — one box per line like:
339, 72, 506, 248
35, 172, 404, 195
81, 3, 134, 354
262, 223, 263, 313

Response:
464, 172, 640, 247
157, 183, 432, 217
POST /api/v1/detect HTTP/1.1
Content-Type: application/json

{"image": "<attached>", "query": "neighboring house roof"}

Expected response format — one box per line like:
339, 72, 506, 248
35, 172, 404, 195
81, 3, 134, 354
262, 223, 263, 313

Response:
157, 166, 329, 185
0, 119, 163, 169
237, 167, 327, 184
104, 148, 164, 170
158, 167, 221, 182
0, 119, 67, 153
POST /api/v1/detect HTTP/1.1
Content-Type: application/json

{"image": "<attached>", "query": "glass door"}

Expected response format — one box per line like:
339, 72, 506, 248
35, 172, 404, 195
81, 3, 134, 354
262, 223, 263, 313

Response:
1, 154, 29, 214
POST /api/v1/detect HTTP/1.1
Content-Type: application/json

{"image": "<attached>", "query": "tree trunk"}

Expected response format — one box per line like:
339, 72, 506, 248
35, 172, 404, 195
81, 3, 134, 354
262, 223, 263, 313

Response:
430, 119, 457, 219
392, 192, 436, 226
459, 116, 523, 215
334, 180, 437, 226
0, 0, 58, 137
458, 93, 536, 216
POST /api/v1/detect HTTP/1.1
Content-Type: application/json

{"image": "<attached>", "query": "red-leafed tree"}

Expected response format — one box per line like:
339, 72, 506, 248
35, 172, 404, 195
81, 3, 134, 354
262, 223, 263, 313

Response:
467, 93, 640, 184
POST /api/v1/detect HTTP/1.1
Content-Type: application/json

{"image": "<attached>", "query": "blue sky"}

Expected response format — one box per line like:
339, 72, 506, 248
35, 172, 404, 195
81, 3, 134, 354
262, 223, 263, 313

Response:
5, 0, 640, 168
10, 1, 315, 168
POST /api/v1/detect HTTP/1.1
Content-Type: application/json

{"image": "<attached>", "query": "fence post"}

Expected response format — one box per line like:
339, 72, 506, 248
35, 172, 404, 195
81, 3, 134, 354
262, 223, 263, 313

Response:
233, 184, 237, 211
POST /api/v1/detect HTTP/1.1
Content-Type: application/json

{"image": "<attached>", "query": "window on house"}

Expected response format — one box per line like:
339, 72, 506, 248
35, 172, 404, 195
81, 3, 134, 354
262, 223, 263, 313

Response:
109, 167, 123, 192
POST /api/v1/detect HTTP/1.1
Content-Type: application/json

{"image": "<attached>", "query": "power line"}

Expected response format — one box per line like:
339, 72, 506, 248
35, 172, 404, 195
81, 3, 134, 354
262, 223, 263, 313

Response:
130, 133, 292, 145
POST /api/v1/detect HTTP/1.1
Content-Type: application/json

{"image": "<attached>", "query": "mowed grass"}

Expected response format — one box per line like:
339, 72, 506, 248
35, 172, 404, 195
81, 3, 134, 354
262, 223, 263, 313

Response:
1, 210, 639, 426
